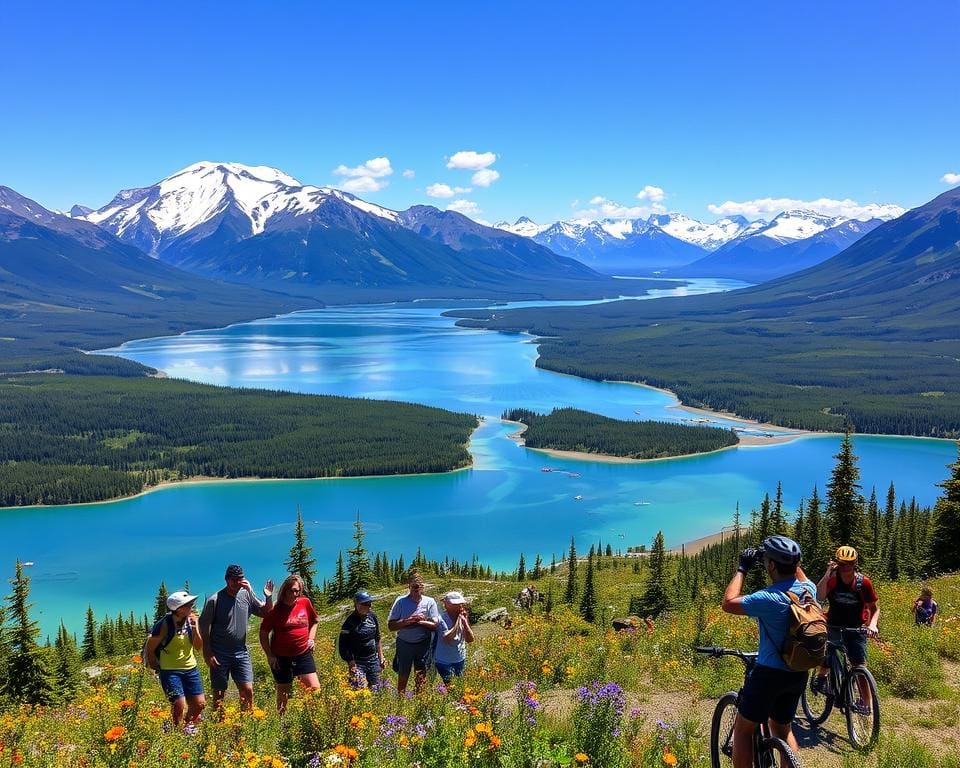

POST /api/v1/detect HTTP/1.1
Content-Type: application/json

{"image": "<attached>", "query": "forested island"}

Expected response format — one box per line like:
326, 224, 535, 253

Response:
0, 376, 478, 507
504, 407, 738, 460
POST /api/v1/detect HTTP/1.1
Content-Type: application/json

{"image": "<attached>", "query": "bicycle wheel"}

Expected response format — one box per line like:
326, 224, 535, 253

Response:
710, 692, 739, 768
759, 736, 803, 768
845, 667, 880, 750
801, 669, 833, 725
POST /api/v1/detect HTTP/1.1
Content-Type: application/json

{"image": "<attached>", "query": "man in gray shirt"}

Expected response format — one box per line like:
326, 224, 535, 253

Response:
199, 564, 273, 711
387, 572, 439, 695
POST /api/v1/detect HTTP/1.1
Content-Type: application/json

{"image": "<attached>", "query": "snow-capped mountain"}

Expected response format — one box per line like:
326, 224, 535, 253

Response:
78, 161, 400, 258
646, 213, 752, 251
494, 216, 549, 238
76, 162, 608, 295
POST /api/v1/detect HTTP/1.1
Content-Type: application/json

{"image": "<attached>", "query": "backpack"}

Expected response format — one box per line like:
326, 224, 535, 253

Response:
778, 588, 828, 671
143, 613, 192, 670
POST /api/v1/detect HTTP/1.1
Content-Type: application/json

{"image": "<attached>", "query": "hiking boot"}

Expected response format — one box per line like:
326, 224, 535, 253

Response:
810, 675, 828, 695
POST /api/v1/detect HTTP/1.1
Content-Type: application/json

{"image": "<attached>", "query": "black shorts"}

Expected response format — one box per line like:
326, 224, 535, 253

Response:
271, 651, 317, 684
829, 626, 868, 666
737, 664, 807, 725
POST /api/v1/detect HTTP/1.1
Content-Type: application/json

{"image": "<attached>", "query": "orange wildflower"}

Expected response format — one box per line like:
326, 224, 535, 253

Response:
118, 699, 135, 709
663, 750, 678, 766
104, 726, 126, 742
574, 754, 590, 765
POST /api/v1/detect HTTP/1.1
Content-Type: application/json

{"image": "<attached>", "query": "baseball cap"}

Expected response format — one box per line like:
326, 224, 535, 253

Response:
354, 590, 374, 604
224, 564, 244, 579
443, 591, 466, 604
167, 591, 198, 611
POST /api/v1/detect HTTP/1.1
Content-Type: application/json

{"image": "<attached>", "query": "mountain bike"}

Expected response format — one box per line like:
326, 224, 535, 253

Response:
695, 646, 802, 768
800, 626, 880, 750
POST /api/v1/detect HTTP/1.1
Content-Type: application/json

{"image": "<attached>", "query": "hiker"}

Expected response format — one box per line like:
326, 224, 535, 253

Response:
722, 536, 817, 768
434, 590, 475, 684
198, 564, 274, 711
145, 590, 204, 729
812, 546, 879, 708
259, 574, 320, 714
387, 571, 439, 695
338, 590, 385, 689
913, 587, 938, 627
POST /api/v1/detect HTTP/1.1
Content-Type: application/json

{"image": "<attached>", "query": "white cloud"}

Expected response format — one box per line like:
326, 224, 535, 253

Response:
576, 195, 665, 220
471, 168, 500, 187
402, 169, 416, 179
333, 156, 393, 179
636, 185, 665, 203
942, 172, 960, 185
339, 176, 389, 194
447, 199, 482, 216
707, 196, 904, 221
446, 151, 497, 170
426, 183, 472, 198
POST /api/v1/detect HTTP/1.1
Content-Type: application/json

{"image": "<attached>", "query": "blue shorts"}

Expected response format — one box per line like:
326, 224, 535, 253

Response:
393, 637, 432, 676
158, 667, 204, 701
434, 660, 465, 683
271, 651, 317, 685
209, 649, 254, 690
830, 626, 868, 666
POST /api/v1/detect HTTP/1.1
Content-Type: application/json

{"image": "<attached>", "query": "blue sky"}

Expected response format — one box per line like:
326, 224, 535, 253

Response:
2, 1, 958, 224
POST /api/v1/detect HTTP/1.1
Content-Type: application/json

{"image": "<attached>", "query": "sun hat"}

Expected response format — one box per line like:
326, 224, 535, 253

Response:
354, 590, 374, 604
167, 591, 198, 611
443, 591, 466, 604
224, 564, 244, 579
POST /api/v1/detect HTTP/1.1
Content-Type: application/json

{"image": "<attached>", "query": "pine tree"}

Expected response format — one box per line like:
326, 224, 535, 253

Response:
826, 429, 865, 550
793, 501, 806, 557
55, 621, 82, 699
153, 581, 169, 622
550, 554, 557, 574
4, 561, 57, 704
771, 482, 787, 535
866, 487, 880, 568
579, 547, 597, 623
80, 605, 100, 661
881, 483, 897, 569
564, 537, 578, 604
639, 531, 670, 618
330, 551, 346, 600
285, 507, 318, 599
346, 512, 373, 596
516, 553, 526, 582
930, 443, 960, 574
531, 554, 543, 580
805, 486, 828, 577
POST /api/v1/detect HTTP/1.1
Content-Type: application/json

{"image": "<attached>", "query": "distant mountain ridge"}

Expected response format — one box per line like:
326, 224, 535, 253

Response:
76, 162, 612, 297
497, 207, 902, 280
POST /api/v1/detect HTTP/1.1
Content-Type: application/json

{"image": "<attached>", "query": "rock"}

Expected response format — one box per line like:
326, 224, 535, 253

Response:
612, 615, 641, 632
478, 607, 510, 623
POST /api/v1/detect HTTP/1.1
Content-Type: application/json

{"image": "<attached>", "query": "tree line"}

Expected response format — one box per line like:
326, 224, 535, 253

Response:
503, 407, 738, 459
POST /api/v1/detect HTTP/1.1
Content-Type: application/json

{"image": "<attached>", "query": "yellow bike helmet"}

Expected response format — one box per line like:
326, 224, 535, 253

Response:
835, 545, 858, 563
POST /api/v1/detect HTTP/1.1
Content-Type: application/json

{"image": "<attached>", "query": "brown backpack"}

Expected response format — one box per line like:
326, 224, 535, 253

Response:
779, 590, 828, 671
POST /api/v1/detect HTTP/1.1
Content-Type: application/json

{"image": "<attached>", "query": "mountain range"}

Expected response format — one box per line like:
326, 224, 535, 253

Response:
72, 162, 613, 298
496, 207, 898, 282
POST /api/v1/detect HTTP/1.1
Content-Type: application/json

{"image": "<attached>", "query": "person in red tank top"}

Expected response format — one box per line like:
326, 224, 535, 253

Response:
259, 574, 320, 714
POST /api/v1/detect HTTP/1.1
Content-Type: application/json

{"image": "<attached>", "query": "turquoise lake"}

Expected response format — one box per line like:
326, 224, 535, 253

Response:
3, 279, 955, 634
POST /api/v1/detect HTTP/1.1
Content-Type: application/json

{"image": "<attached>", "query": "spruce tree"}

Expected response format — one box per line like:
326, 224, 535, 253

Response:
285, 507, 318, 599
531, 554, 543, 580
866, 487, 880, 568
330, 551, 346, 600
80, 605, 100, 661
930, 443, 960, 574
805, 486, 828, 577
793, 501, 806, 558
771, 482, 787, 535
826, 429, 865, 550
564, 537, 578, 604
517, 553, 526, 582
4, 561, 57, 704
153, 581, 169, 622
55, 621, 82, 699
346, 513, 373, 595
579, 547, 597, 623
639, 531, 670, 618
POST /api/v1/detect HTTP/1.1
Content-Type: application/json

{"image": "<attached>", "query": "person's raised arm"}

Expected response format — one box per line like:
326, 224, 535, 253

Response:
816, 561, 836, 602
189, 612, 203, 652
722, 548, 757, 615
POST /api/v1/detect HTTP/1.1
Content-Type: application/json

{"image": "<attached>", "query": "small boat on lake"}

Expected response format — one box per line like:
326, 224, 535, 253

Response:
541, 467, 553, 472
574, 495, 583, 500
23, 561, 35, 567
633, 501, 651, 506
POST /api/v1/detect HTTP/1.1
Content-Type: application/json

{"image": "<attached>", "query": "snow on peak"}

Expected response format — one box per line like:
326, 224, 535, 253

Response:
81, 161, 399, 247
646, 212, 748, 250
755, 209, 843, 243
495, 216, 548, 237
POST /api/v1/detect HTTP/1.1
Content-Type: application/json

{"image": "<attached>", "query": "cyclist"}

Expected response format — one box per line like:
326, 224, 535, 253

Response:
722, 535, 816, 768
812, 545, 879, 713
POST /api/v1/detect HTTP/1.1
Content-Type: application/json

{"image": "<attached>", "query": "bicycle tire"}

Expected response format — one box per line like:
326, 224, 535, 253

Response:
710, 691, 739, 768
800, 669, 833, 725
759, 736, 803, 768
845, 667, 880, 750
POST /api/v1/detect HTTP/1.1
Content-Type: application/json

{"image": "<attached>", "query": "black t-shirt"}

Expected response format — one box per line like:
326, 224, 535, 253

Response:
338, 611, 380, 661
826, 574, 878, 628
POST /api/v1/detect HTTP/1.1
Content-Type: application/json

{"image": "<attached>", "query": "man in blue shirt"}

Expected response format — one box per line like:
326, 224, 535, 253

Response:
722, 536, 817, 768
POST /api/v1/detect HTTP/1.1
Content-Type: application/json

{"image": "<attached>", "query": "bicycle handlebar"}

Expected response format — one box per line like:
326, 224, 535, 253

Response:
693, 645, 759, 661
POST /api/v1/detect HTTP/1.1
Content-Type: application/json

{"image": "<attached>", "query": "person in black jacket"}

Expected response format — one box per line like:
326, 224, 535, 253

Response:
338, 591, 385, 689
